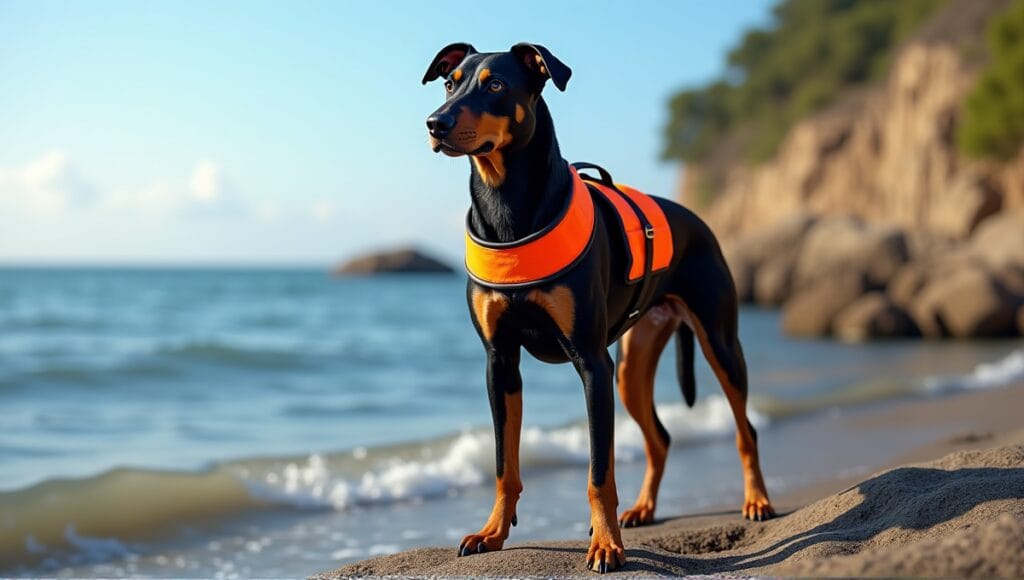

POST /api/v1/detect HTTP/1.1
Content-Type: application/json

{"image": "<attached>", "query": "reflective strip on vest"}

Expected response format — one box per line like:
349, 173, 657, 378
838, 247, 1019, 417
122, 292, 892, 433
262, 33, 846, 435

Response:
465, 167, 595, 287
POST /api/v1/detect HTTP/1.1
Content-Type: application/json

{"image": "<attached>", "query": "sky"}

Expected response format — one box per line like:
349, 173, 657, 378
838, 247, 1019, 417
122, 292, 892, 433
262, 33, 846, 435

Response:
0, 0, 775, 266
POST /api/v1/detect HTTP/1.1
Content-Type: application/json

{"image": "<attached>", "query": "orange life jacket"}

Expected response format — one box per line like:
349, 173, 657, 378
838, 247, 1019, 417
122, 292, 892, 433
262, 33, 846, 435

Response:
465, 163, 674, 292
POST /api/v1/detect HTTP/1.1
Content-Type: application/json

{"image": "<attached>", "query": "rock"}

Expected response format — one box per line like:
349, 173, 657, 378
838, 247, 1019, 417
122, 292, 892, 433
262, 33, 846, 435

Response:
888, 263, 930, 308
782, 272, 868, 337
969, 211, 1024, 270
927, 173, 1002, 239
793, 217, 909, 291
754, 254, 796, 306
696, 41, 991, 240
728, 213, 817, 268
834, 293, 919, 341
723, 213, 817, 303
910, 268, 1017, 338
333, 247, 455, 276
995, 265, 1024, 298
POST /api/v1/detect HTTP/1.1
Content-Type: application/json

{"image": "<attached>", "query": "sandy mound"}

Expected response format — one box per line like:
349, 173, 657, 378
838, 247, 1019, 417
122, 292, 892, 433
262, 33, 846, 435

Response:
317, 442, 1024, 577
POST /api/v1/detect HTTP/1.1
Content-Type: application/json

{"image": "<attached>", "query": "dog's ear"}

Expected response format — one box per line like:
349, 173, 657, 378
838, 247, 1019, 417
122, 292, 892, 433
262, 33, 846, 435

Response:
422, 43, 477, 84
511, 42, 571, 91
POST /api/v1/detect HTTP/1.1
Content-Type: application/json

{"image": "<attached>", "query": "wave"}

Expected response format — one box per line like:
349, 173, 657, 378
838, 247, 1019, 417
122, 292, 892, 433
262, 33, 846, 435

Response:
234, 395, 764, 510
923, 348, 1024, 392
4, 349, 1020, 570
0, 468, 258, 569
0, 395, 759, 569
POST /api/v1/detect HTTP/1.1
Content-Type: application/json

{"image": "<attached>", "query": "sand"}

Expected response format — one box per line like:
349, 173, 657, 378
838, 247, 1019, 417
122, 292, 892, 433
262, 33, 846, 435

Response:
317, 384, 1024, 578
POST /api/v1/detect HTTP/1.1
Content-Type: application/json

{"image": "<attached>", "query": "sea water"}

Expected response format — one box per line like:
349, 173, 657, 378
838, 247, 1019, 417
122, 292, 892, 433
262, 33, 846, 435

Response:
1, 268, 1021, 577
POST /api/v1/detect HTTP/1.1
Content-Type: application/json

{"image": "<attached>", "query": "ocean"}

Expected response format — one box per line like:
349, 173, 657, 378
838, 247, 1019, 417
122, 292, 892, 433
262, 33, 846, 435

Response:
1, 268, 1022, 578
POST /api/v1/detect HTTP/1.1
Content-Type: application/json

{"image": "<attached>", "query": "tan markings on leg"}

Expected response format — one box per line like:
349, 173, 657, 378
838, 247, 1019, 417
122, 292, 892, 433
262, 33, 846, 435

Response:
616, 303, 685, 527
526, 286, 575, 337
515, 104, 525, 123
587, 449, 625, 572
472, 289, 509, 341
460, 392, 522, 553
664, 294, 774, 520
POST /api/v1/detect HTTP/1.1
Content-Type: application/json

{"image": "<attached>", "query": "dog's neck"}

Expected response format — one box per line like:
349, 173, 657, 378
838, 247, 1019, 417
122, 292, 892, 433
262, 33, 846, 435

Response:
467, 98, 571, 243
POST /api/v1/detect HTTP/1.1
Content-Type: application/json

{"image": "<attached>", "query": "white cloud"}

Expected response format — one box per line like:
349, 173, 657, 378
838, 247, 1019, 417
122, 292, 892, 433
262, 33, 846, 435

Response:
0, 150, 97, 214
311, 199, 336, 223
104, 160, 236, 217
188, 160, 225, 204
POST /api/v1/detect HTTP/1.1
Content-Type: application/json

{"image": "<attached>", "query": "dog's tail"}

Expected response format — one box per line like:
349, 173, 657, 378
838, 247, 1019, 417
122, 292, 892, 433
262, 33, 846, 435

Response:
675, 324, 697, 407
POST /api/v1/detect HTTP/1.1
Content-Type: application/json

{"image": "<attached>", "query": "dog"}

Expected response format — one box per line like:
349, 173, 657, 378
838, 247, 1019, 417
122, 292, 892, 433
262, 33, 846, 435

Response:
422, 42, 774, 573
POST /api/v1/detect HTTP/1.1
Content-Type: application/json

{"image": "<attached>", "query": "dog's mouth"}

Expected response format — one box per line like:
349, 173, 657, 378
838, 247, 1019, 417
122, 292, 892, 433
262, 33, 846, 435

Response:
431, 140, 495, 157
432, 141, 465, 157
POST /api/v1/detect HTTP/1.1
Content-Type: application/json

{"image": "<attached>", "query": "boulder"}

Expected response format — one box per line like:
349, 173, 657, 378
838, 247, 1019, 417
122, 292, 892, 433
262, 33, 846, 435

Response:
753, 253, 797, 306
333, 247, 455, 276
969, 211, 1024, 270
887, 263, 930, 308
793, 217, 909, 291
723, 213, 817, 303
926, 173, 1002, 239
782, 272, 868, 337
833, 292, 919, 342
910, 268, 1017, 338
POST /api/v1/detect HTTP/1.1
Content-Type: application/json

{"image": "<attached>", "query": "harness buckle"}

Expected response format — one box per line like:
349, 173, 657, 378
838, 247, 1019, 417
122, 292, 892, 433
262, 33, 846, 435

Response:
644, 225, 655, 239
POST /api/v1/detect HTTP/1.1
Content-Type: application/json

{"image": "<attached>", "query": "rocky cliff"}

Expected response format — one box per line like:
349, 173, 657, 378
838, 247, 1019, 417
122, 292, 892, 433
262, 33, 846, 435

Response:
694, 1, 1023, 240
682, 0, 1024, 339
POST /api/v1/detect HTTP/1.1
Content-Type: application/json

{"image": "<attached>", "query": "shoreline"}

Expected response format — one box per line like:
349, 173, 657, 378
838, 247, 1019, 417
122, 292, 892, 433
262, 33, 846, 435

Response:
319, 381, 1024, 577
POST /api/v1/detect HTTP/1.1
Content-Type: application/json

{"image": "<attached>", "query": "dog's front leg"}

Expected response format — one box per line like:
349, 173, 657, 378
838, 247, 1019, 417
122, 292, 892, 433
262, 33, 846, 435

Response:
576, 350, 625, 573
458, 346, 522, 557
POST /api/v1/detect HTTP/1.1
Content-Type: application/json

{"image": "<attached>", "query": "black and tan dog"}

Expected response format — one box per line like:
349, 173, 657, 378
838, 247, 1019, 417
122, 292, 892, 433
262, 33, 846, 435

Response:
422, 42, 774, 573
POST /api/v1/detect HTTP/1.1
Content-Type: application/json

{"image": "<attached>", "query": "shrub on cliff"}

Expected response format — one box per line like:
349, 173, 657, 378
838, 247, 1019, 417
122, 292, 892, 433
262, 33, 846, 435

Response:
958, 0, 1024, 161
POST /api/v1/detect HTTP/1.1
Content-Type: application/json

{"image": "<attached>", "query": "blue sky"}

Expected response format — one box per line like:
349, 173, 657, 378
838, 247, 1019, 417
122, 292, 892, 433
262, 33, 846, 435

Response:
0, 0, 774, 265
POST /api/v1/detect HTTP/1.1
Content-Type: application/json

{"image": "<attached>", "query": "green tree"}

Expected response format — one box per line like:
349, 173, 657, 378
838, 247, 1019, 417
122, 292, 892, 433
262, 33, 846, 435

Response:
958, 0, 1024, 161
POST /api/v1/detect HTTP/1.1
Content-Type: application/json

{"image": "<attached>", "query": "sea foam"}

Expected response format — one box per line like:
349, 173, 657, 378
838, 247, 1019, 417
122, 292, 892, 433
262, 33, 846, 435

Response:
242, 395, 766, 510
923, 349, 1024, 392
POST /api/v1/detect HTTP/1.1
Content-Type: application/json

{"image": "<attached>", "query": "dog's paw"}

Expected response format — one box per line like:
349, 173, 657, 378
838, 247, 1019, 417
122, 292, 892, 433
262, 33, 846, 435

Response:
457, 532, 504, 557
742, 492, 775, 521
586, 533, 625, 573
618, 504, 655, 528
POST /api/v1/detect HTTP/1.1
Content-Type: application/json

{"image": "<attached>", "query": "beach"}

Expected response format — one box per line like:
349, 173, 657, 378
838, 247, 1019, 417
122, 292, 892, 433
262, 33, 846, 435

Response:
2, 270, 1022, 578
321, 379, 1024, 578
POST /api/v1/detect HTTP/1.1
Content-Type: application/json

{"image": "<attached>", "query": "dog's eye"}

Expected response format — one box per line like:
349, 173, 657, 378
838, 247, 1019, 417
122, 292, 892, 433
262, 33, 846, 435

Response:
487, 79, 505, 94
444, 79, 454, 94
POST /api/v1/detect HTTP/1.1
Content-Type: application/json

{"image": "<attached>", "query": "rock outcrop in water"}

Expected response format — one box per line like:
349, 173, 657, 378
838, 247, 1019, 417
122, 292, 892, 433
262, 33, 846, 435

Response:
685, 0, 1024, 340
333, 247, 455, 276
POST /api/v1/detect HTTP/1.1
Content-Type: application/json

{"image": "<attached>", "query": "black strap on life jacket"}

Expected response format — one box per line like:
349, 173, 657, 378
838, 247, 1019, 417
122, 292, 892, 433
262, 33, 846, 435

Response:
572, 162, 658, 342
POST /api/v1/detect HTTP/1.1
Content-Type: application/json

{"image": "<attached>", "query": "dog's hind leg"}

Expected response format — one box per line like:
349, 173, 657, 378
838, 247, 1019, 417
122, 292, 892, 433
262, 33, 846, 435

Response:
615, 302, 685, 527
664, 292, 775, 521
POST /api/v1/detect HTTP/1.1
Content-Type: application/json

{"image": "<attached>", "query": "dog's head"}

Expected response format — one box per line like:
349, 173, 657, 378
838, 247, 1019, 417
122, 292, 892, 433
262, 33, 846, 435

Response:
422, 43, 571, 174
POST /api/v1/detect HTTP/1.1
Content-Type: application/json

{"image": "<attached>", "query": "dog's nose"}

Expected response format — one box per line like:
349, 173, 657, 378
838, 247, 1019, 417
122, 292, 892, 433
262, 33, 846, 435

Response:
426, 113, 455, 139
